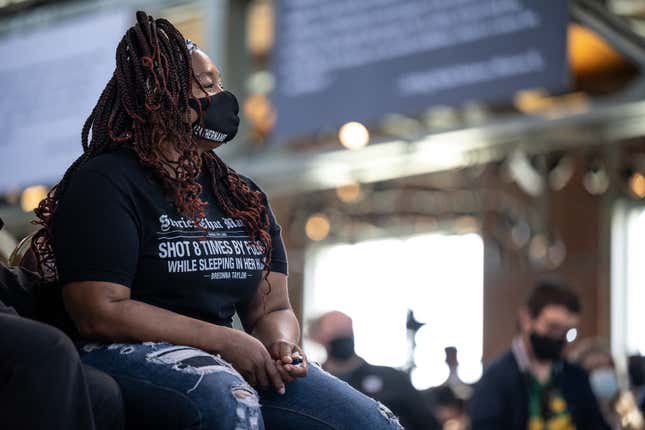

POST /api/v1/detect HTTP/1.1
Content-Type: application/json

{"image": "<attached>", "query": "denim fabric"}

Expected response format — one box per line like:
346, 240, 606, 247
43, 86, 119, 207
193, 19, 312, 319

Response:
79, 341, 403, 430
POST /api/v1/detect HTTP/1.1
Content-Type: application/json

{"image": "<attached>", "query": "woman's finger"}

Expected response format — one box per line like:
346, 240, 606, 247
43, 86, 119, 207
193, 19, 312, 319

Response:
275, 360, 295, 384
279, 342, 294, 364
254, 362, 270, 391
287, 361, 308, 378
269, 342, 282, 360
265, 358, 286, 394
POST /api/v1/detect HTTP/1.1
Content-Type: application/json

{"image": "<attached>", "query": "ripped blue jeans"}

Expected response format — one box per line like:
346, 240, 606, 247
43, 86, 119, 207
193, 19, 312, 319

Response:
79, 342, 403, 430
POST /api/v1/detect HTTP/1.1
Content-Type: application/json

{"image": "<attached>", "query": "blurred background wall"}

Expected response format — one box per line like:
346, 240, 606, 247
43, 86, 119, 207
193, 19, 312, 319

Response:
2, 0, 645, 392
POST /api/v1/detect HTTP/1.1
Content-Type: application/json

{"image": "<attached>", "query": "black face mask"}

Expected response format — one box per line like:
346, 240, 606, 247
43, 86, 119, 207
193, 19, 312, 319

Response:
190, 90, 240, 143
328, 337, 355, 361
530, 332, 566, 361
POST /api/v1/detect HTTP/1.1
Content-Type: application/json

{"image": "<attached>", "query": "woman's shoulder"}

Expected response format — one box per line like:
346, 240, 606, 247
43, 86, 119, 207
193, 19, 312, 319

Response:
62, 148, 147, 200
79, 148, 141, 178
54, 150, 142, 226
236, 173, 266, 195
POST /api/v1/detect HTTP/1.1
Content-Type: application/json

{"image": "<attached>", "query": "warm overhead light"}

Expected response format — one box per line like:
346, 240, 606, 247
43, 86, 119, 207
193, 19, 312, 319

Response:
244, 94, 276, 137
20, 185, 48, 212
246, 0, 274, 57
569, 23, 628, 77
305, 214, 330, 241
514, 89, 589, 116
630, 172, 645, 199
336, 182, 362, 204
339, 122, 369, 150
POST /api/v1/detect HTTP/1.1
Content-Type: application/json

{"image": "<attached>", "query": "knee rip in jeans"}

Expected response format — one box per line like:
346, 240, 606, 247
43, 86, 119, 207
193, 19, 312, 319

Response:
82, 342, 104, 353
231, 384, 261, 430
145, 346, 238, 375
144, 345, 242, 393
231, 384, 260, 407
377, 401, 403, 428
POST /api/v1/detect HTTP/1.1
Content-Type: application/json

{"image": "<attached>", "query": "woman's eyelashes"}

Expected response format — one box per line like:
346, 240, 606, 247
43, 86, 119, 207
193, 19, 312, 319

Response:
202, 81, 223, 94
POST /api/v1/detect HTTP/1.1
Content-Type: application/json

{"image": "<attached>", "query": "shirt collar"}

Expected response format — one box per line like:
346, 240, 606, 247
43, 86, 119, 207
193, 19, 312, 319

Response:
512, 336, 565, 378
512, 336, 531, 373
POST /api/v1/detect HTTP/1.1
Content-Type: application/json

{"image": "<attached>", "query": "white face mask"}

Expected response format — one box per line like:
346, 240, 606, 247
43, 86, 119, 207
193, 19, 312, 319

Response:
589, 367, 620, 400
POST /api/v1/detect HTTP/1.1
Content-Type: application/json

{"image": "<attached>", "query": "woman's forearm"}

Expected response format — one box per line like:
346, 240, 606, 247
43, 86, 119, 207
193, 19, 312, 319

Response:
81, 297, 235, 353
252, 309, 301, 347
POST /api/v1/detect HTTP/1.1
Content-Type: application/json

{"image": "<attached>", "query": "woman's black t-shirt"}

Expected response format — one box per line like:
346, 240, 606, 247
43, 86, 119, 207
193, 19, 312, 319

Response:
52, 149, 287, 327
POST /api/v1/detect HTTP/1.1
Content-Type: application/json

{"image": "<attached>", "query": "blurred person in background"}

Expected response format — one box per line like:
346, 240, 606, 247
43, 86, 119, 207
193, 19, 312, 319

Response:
440, 346, 473, 400
426, 385, 469, 430
423, 347, 472, 429
469, 280, 609, 430
309, 310, 441, 430
629, 355, 645, 416
0, 217, 124, 430
570, 340, 645, 430
32, 11, 402, 430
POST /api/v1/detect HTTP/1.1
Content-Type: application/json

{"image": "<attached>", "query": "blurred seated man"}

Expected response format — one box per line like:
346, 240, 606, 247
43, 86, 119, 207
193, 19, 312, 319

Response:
629, 355, 645, 416
468, 280, 609, 430
426, 385, 469, 430
440, 346, 473, 400
0, 217, 124, 430
571, 340, 645, 430
309, 310, 441, 430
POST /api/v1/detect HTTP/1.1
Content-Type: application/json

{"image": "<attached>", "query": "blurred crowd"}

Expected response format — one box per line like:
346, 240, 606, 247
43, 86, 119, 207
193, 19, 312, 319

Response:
3, 201, 644, 430
308, 282, 645, 430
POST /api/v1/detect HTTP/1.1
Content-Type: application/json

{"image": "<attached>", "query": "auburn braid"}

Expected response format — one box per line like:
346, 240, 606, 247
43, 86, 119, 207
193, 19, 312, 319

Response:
203, 152, 273, 294
32, 11, 273, 286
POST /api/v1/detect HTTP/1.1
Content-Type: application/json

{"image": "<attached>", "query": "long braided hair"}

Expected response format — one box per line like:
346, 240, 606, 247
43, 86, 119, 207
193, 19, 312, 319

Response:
32, 11, 272, 288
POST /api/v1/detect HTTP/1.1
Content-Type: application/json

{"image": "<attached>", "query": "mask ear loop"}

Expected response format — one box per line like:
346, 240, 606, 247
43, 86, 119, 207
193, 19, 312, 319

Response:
185, 39, 212, 127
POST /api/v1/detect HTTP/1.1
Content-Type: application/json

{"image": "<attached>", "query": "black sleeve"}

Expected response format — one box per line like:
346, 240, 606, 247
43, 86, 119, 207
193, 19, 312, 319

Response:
573, 366, 612, 430
242, 176, 288, 275
391, 372, 441, 430
468, 366, 507, 430
52, 168, 140, 288
0, 299, 17, 315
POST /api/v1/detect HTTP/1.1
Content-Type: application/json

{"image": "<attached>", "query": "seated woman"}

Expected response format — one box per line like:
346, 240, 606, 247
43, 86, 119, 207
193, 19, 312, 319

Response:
32, 11, 402, 430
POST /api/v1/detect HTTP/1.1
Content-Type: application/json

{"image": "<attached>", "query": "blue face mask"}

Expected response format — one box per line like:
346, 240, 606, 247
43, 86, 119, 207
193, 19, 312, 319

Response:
589, 367, 620, 400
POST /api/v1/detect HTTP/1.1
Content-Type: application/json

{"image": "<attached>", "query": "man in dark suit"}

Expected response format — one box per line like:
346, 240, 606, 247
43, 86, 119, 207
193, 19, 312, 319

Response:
309, 310, 441, 430
469, 280, 610, 430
